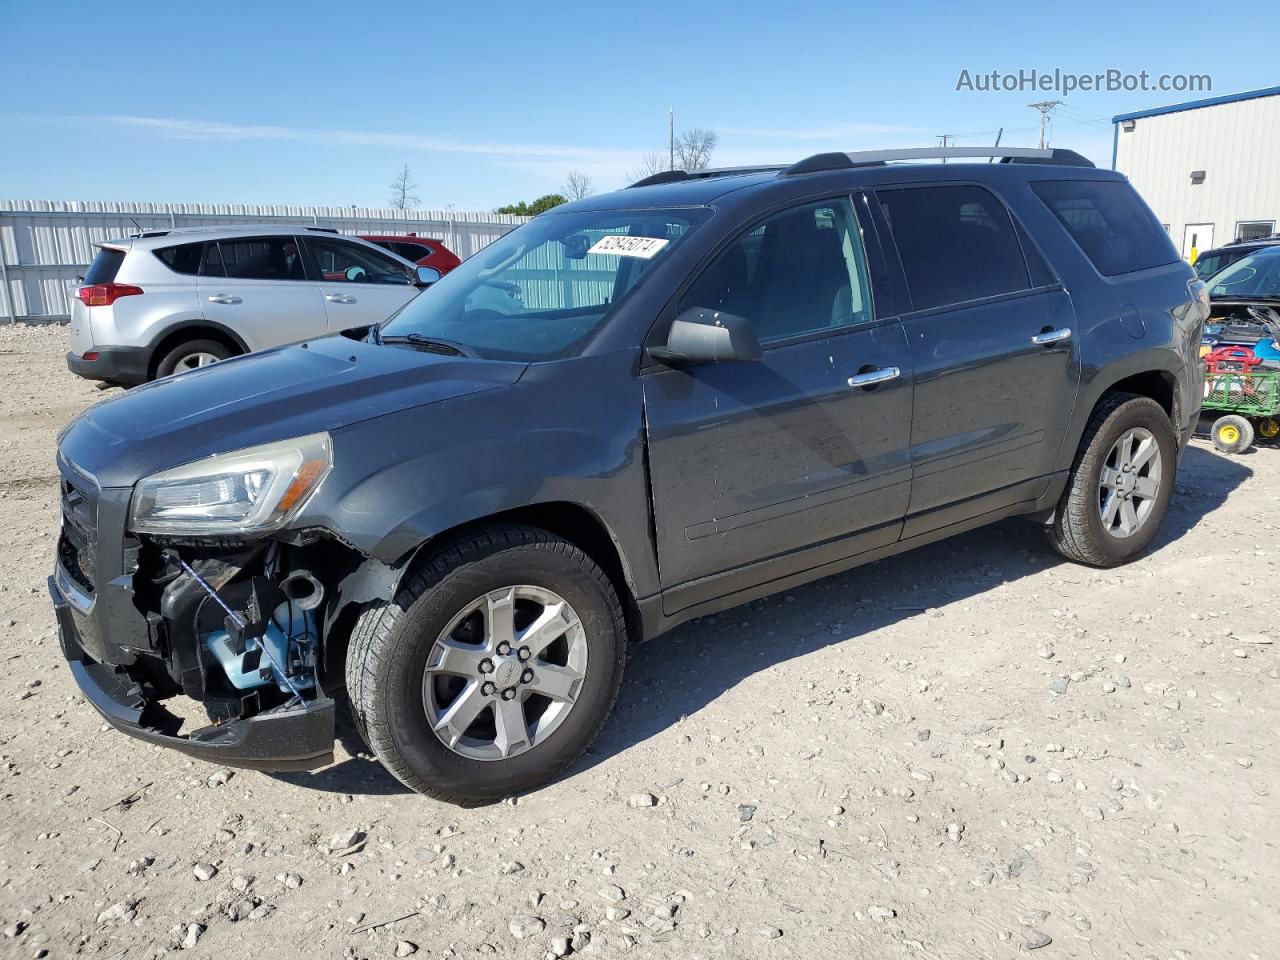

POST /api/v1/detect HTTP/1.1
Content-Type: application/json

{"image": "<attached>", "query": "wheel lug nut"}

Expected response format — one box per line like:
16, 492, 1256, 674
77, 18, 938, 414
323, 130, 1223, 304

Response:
481, 681, 496, 696
478, 659, 494, 674
521, 669, 534, 684
497, 642, 511, 655
501, 687, 516, 701
517, 647, 531, 662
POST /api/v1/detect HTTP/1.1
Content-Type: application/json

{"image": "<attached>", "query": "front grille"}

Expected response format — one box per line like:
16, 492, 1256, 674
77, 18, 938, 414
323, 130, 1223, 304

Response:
60, 472, 98, 594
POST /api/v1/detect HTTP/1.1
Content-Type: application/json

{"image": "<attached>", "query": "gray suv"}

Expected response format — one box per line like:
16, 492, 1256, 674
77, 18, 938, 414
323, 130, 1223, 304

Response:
50, 147, 1208, 803
67, 225, 437, 383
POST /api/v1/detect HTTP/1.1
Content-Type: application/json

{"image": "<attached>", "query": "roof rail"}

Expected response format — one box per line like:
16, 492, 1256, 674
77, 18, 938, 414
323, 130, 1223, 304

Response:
628, 164, 785, 188
783, 146, 1094, 176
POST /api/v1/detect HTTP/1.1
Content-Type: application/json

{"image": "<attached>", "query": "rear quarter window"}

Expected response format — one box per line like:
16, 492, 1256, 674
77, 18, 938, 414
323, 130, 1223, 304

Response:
1032, 179, 1180, 276
84, 248, 125, 284
154, 242, 204, 275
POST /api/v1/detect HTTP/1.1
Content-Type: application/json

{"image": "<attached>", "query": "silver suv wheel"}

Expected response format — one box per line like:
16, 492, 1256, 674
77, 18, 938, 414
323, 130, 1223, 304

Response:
174, 351, 222, 372
422, 585, 588, 761
1097, 426, 1162, 538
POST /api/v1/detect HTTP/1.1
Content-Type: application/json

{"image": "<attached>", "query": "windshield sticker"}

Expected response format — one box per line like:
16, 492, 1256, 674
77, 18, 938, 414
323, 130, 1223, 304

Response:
586, 235, 669, 259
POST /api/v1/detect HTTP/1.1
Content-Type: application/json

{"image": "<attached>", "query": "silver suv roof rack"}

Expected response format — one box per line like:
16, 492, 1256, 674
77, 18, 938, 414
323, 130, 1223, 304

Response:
783, 146, 1094, 176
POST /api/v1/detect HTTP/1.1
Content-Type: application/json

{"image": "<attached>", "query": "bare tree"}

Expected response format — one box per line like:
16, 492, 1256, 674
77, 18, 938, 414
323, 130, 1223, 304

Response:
625, 151, 668, 183
388, 163, 420, 209
674, 128, 718, 170
562, 170, 594, 200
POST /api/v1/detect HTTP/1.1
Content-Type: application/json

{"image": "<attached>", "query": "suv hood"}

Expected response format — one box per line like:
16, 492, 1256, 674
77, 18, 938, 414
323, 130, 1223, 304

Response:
59, 336, 527, 488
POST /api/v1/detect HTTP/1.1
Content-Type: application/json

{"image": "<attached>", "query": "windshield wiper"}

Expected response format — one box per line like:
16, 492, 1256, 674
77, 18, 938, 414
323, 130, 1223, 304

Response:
378, 332, 476, 357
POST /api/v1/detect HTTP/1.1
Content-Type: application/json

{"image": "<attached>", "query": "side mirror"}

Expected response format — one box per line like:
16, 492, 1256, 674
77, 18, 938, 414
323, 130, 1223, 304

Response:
415, 266, 442, 287
649, 307, 762, 365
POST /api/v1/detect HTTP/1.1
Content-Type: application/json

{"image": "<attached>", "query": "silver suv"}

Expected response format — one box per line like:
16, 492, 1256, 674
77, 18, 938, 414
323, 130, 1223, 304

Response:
67, 225, 439, 383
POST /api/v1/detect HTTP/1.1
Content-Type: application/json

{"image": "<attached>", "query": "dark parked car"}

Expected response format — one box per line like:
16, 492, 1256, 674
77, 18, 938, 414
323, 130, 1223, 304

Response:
1193, 234, 1280, 280
360, 234, 462, 276
50, 147, 1207, 802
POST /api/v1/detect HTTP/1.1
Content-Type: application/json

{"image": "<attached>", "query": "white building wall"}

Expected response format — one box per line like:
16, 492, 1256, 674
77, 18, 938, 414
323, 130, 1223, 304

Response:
1114, 91, 1280, 257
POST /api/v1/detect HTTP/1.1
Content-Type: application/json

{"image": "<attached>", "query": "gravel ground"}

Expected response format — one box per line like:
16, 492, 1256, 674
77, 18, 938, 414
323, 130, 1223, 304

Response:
0, 323, 1277, 960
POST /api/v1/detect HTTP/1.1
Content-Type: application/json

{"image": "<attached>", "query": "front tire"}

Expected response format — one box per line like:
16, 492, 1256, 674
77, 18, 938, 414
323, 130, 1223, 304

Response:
1046, 393, 1177, 567
346, 525, 627, 803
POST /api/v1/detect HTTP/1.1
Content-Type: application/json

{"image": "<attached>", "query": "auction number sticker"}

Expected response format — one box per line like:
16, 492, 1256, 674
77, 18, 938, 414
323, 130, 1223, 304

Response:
586, 235, 670, 259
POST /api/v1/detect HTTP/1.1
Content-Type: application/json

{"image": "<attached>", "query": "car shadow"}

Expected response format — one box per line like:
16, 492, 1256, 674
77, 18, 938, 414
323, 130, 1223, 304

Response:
270, 441, 1253, 799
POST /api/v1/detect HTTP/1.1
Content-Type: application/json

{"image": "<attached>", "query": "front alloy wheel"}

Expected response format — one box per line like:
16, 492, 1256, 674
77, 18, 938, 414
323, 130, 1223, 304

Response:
424, 586, 588, 761
346, 525, 626, 804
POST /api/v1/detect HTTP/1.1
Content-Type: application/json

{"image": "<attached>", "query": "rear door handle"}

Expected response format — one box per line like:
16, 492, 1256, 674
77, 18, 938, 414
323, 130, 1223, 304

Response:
1032, 327, 1072, 345
847, 366, 901, 388
325, 294, 357, 304
207, 294, 242, 305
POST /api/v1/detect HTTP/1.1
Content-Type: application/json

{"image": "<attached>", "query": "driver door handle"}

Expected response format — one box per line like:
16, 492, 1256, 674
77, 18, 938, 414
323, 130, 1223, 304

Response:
1032, 327, 1072, 345
207, 294, 241, 305
848, 366, 901, 388
325, 294, 358, 304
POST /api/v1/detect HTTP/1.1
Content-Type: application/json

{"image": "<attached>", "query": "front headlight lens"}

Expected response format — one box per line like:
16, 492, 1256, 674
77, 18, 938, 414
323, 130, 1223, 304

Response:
129, 433, 332, 535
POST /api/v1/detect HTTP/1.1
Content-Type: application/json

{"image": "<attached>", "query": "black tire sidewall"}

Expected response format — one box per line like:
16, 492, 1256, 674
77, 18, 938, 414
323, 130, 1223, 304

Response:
156, 339, 231, 379
1078, 400, 1177, 563
377, 545, 624, 801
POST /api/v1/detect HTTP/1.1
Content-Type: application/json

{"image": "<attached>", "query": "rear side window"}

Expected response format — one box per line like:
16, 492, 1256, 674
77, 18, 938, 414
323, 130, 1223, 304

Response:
213, 237, 306, 281
84, 248, 125, 284
1032, 179, 1179, 276
877, 185, 1030, 311
154, 242, 204, 275
394, 242, 433, 261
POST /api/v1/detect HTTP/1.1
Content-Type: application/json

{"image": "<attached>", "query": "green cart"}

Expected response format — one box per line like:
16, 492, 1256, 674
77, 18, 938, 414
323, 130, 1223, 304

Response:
1203, 369, 1280, 453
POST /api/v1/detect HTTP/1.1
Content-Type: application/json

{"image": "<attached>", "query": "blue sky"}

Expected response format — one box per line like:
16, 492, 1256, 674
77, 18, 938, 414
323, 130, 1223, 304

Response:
2, 0, 1274, 211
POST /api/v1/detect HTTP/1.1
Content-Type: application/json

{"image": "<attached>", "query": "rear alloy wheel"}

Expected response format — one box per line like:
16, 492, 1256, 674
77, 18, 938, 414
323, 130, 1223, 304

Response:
1047, 393, 1177, 567
1211, 414, 1254, 454
155, 338, 233, 379
346, 525, 626, 803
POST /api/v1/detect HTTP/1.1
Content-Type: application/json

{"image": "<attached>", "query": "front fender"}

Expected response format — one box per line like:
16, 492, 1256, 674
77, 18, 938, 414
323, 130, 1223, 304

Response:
299, 351, 659, 598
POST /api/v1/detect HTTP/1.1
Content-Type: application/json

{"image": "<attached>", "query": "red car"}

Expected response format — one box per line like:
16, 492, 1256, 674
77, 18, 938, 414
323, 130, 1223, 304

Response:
360, 234, 461, 275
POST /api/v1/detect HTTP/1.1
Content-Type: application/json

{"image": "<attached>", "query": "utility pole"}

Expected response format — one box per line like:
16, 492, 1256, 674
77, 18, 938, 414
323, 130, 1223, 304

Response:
669, 108, 675, 171
1028, 100, 1063, 149
937, 134, 954, 162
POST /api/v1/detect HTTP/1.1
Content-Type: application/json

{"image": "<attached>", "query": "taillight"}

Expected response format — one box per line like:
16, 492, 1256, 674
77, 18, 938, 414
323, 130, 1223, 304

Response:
75, 283, 143, 307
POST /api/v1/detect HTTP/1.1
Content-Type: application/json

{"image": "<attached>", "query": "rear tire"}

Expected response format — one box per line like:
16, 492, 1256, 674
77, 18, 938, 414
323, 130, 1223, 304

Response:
345, 525, 627, 804
1046, 393, 1177, 567
154, 338, 233, 379
1211, 414, 1254, 454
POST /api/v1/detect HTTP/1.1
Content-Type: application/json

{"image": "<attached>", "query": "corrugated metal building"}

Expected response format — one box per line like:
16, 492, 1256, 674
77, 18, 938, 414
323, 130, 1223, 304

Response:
0, 200, 528, 322
1113, 85, 1280, 261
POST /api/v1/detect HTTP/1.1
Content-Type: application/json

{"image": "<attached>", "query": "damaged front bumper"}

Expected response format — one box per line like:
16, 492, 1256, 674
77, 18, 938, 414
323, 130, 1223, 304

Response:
51, 572, 336, 771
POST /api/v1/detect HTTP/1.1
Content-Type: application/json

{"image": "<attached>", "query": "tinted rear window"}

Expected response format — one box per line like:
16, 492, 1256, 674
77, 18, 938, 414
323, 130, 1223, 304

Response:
877, 184, 1031, 311
1032, 179, 1179, 276
394, 242, 432, 261
154, 241, 204, 275
84, 248, 125, 284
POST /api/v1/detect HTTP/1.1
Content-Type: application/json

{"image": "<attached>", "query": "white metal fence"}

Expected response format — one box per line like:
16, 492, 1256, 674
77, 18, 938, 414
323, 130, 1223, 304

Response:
0, 200, 528, 322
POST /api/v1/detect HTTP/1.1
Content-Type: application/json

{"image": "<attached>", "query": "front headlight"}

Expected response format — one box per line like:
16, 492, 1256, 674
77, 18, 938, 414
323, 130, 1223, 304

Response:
129, 433, 332, 536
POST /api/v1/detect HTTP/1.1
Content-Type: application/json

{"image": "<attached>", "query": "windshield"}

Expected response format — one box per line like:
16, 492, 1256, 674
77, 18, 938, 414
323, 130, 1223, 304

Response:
1208, 246, 1280, 298
378, 206, 709, 360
